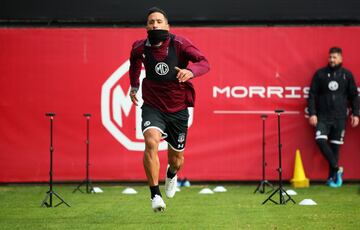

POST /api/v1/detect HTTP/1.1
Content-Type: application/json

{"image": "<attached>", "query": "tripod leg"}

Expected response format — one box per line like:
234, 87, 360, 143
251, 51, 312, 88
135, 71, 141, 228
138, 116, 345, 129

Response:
73, 181, 86, 193
255, 181, 269, 194
87, 180, 95, 193
264, 180, 274, 188
254, 181, 263, 194
280, 188, 296, 204
260, 181, 266, 193
41, 191, 51, 207
73, 180, 96, 194
262, 187, 280, 204
53, 191, 71, 207
264, 180, 274, 193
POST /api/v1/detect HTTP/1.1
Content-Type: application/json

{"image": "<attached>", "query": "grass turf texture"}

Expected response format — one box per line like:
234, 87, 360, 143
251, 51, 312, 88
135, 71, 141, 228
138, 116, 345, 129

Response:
0, 184, 359, 229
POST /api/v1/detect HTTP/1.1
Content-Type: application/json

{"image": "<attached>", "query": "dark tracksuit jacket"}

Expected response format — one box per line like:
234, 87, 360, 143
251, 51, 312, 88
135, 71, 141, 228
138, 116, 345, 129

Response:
308, 65, 360, 120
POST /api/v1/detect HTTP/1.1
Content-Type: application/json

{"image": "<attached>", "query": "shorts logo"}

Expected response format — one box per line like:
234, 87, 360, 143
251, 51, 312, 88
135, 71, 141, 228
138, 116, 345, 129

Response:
144, 121, 151, 127
155, 62, 169, 75
339, 130, 345, 142
178, 133, 186, 143
328, 81, 339, 91
101, 60, 193, 152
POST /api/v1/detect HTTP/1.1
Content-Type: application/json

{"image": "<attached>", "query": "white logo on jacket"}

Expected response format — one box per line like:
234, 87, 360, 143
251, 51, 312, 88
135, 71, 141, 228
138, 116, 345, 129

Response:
328, 81, 339, 91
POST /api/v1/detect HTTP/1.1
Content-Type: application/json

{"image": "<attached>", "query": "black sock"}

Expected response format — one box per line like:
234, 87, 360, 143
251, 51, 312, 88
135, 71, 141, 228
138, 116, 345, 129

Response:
328, 164, 333, 179
331, 167, 339, 180
330, 143, 340, 164
166, 167, 177, 179
150, 185, 161, 199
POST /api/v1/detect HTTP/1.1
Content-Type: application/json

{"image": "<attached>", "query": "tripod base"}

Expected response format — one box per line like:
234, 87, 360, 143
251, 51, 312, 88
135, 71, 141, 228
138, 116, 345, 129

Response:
41, 190, 71, 207
73, 180, 95, 194
262, 186, 296, 205
254, 180, 274, 194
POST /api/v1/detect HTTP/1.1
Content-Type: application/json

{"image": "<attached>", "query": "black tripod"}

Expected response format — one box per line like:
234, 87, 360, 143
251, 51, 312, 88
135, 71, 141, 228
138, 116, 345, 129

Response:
41, 113, 71, 207
254, 114, 274, 194
73, 114, 94, 194
262, 110, 295, 205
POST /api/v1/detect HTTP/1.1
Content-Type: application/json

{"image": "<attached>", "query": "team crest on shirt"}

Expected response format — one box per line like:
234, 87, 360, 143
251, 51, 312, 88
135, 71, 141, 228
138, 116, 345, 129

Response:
144, 121, 151, 127
155, 62, 169, 75
328, 81, 339, 91
178, 133, 186, 143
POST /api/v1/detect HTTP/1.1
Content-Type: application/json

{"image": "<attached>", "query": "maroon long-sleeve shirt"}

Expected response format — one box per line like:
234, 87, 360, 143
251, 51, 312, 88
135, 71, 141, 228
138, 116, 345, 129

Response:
129, 34, 210, 113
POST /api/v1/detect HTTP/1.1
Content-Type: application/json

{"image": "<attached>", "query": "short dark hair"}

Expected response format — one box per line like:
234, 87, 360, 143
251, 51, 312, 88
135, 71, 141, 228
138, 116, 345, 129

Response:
147, 7, 168, 21
329, 47, 342, 55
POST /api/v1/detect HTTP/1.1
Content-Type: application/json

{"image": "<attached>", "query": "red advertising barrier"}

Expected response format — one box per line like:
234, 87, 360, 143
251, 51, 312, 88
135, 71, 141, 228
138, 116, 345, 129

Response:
0, 27, 359, 182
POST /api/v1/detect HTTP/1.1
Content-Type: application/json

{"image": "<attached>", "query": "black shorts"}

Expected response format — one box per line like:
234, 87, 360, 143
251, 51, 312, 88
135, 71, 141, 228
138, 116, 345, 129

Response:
141, 104, 189, 151
315, 119, 346, 144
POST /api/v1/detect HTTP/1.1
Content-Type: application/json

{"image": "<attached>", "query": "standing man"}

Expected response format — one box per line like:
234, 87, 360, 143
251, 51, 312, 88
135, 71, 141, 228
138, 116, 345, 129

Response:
129, 7, 210, 211
308, 47, 359, 188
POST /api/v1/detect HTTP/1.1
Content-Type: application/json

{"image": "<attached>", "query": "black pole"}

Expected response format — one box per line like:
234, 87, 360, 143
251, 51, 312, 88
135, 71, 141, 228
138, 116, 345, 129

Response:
254, 114, 273, 194
262, 109, 295, 205
277, 111, 283, 203
262, 115, 266, 181
41, 113, 70, 207
73, 113, 94, 194
49, 114, 53, 206
85, 114, 91, 193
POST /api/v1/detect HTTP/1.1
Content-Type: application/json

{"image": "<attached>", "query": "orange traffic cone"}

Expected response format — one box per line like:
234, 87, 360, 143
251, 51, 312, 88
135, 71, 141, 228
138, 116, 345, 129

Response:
290, 149, 310, 188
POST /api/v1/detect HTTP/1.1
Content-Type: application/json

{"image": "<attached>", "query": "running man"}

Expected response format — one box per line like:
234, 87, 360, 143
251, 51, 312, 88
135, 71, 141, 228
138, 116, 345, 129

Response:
129, 7, 210, 211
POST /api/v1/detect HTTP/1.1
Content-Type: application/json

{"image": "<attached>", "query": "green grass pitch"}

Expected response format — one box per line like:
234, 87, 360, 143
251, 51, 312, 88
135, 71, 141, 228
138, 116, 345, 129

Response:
0, 184, 359, 229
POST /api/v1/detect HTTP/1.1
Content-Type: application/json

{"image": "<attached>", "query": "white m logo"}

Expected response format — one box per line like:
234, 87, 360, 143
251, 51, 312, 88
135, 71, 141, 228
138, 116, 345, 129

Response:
155, 62, 169, 75
101, 60, 193, 151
